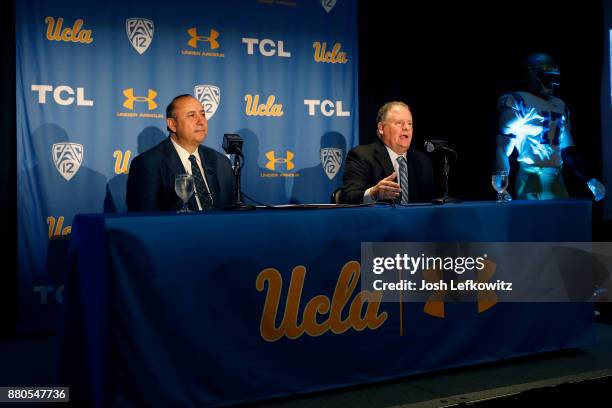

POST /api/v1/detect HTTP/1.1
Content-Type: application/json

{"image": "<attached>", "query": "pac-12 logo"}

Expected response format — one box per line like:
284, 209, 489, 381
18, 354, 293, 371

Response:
194, 85, 220, 119
320, 0, 337, 13
321, 148, 343, 180
126, 18, 154, 54
52, 142, 83, 181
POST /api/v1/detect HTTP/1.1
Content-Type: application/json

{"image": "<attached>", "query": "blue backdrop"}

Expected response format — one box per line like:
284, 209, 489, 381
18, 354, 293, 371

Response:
16, 0, 358, 332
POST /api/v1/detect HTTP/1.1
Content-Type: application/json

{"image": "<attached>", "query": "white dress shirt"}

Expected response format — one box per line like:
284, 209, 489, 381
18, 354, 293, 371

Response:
170, 138, 212, 210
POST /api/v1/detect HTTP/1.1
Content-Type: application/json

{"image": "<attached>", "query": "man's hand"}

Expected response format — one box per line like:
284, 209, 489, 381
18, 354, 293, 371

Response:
371, 172, 401, 201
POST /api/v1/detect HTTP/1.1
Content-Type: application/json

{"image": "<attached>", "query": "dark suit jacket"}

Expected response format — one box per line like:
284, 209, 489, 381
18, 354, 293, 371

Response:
340, 138, 435, 204
126, 137, 235, 211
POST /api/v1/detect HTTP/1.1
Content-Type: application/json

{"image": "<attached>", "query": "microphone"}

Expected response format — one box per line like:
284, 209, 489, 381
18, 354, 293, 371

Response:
425, 139, 461, 204
424, 139, 457, 156
221, 133, 254, 210
223, 133, 243, 155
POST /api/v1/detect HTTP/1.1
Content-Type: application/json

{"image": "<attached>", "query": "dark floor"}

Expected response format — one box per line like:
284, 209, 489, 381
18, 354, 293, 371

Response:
2, 318, 612, 407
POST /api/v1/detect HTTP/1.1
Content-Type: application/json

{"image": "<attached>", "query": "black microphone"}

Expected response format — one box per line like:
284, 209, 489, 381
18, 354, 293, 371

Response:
424, 139, 457, 156
223, 133, 243, 155
221, 133, 254, 210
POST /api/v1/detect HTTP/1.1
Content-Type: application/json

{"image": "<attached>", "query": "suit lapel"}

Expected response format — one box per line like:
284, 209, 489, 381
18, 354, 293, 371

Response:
198, 145, 219, 196
406, 149, 420, 200
161, 137, 187, 175
161, 137, 195, 210
373, 139, 395, 177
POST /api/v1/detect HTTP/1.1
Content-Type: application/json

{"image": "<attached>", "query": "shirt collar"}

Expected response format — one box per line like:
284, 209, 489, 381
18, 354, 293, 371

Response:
384, 145, 406, 162
170, 137, 201, 164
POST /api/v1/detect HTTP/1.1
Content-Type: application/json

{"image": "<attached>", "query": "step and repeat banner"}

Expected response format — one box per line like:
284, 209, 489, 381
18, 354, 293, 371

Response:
16, 0, 358, 332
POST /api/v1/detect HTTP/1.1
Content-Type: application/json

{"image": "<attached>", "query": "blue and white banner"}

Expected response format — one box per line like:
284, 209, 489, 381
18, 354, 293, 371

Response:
16, 0, 358, 332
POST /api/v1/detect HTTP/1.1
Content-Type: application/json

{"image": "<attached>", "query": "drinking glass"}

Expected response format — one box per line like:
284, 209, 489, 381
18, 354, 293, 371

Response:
491, 171, 509, 203
175, 174, 194, 212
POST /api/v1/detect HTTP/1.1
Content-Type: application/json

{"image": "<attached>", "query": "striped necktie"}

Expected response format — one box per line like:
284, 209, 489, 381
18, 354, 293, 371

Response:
188, 154, 214, 210
397, 156, 409, 204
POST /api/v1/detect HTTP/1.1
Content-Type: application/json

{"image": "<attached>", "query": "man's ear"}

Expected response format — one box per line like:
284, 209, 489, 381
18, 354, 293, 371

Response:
167, 117, 177, 133
377, 122, 384, 137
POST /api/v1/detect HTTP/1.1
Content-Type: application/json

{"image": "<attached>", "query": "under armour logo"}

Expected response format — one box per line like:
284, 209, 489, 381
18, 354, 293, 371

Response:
122, 88, 157, 110
423, 259, 498, 318
187, 27, 219, 49
265, 150, 294, 171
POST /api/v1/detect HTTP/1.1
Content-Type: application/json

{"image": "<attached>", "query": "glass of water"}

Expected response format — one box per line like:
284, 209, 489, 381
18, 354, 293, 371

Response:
491, 171, 509, 203
175, 174, 194, 212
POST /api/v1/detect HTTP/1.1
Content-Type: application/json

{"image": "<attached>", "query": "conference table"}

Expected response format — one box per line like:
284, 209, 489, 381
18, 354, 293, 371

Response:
59, 200, 595, 407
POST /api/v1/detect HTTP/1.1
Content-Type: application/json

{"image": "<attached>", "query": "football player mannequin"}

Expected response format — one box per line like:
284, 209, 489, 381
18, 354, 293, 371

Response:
495, 53, 606, 201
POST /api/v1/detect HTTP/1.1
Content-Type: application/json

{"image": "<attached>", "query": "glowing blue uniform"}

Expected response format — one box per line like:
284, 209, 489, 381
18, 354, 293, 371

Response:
499, 91, 573, 167
498, 91, 574, 199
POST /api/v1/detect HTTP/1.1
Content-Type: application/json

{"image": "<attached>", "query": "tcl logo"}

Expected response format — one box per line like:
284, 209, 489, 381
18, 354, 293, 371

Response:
31, 85, 93, 106
304, 99, 350, 117
242, 38, 290, 58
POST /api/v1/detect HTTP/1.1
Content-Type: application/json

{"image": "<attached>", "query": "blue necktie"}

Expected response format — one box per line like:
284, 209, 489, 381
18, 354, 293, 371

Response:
397, 156, 409, 204
189, 154, 213, 210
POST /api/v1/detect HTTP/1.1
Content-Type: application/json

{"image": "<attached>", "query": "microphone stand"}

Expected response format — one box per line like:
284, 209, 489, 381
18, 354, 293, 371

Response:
224, 149, 255, 211
432, 150, 461, 205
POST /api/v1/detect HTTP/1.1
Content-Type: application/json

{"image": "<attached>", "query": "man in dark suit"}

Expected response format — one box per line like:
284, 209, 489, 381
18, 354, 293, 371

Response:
340, 101, 434, 204
126, 94, 235, 211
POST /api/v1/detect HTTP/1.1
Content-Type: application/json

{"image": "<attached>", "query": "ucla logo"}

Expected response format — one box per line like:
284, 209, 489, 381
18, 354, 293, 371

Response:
52, 143, 83, 181
45, 17, 93, 44
313, 42, 348, 64
321, 147, 343, 180
256, 261, 387, 342
113, 150, 131, 174
320, 0, 337, 13
126, 18, 154, 54
194, 85, 220, 119
266, 150, 294, 171
244, 94, 284, 117
187, 27, 219, 49
47, 216, 72, 240
123, 88, 157, 110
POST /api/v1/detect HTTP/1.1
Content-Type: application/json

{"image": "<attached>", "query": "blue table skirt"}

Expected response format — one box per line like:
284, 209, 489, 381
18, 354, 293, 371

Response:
60, 200, 594, 406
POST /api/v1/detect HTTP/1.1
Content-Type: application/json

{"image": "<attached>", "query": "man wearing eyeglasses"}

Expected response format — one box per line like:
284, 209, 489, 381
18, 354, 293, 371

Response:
127, 94, 235, 211
339, 101, 435, 204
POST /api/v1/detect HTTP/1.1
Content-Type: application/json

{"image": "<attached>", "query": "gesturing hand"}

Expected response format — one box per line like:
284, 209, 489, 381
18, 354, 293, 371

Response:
372, 172, 401, 201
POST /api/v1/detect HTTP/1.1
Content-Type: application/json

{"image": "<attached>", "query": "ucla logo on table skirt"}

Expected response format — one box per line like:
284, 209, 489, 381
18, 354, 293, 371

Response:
256, 260, 500, 342
256, 261, 388, 342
